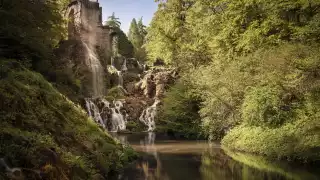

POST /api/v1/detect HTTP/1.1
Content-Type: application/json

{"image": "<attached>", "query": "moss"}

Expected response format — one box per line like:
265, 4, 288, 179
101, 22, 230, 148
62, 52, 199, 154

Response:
0, 60, 137, 179
126, 121, 145, 132
105, 86, 126, 100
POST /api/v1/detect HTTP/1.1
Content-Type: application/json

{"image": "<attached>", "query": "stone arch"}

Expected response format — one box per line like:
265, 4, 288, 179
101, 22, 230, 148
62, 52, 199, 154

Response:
110, 31, 118, 57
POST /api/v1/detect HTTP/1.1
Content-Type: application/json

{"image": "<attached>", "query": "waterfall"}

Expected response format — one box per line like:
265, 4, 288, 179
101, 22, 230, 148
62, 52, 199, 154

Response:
117, 70, 123, 87
85, 98, 127, 132
82, 42, 105, 97
110, 57, 128, 88
110, 100, 127, 132
121, 58, 128, 71
85, 99, 92, 117
139, 99, 160, 132
85, 98, 106, 129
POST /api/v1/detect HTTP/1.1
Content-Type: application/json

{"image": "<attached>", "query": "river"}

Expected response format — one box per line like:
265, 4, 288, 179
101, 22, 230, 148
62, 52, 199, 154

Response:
111, 132, 320, 180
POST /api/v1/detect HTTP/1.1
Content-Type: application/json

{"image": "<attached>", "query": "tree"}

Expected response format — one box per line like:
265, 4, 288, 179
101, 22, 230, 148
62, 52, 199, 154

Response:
150, 0, 320, 160
145, 0, 195, 65
128, 18, 147, 61
0, 0, 68, 65
137, 17, 147, 41
128, 18, 142, 48
105, 12, 121, 28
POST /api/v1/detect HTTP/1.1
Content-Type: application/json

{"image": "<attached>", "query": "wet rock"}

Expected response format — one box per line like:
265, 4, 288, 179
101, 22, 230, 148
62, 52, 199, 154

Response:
134, 67, 177, 99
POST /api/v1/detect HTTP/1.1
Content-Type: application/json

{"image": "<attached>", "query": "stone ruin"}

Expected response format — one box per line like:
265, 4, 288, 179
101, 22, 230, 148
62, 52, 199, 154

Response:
66, 0, 116, 50
56, 1, 179, 132
55, 0, 120, 98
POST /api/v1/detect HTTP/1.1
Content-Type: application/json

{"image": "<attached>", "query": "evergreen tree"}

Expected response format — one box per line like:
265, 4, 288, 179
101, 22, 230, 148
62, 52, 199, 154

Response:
128, 18, 142, 48
137, 17, 147, 42
105, 12, 121, 28
128, 18, 147, 61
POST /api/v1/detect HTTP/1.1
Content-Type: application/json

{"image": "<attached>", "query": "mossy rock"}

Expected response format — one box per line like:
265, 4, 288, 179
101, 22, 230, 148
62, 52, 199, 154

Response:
0, 60, 137, 179
126, 121, 145, 132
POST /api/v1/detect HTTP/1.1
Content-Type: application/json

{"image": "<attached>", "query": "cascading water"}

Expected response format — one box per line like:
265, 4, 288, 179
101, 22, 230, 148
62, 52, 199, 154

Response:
139, 99, 161, 132
85, 98, 128, 132
89, 100, 106, 129
82, 42, 105, 97
110, 57, 128, 88
110, 100, 127, 132
117, 70, 123, 87
121, 58, 128, 71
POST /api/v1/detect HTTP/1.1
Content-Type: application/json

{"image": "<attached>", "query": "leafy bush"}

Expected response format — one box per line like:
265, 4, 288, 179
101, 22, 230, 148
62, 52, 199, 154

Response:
242, 84, 293, 127
157, 79, 204, 139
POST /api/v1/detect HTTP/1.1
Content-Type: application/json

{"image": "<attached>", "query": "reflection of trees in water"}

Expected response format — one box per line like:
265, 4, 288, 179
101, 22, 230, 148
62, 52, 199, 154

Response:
109, 132, 129, 144
200, 147, 320, 180
136, 156, 169, 180
136, 132, 169, 180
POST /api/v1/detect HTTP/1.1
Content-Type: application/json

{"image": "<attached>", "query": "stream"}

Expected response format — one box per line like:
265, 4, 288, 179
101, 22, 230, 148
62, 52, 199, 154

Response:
111, 132, 320, 180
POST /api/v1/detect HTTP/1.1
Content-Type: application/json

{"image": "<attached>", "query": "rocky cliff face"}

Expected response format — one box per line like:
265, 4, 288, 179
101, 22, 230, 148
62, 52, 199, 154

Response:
55, 1, 177, 133
85, 63, 178, 132
53, 39, 110, 100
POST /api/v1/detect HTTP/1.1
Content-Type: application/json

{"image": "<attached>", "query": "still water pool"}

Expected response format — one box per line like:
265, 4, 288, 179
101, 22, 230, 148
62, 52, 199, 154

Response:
111, 133, 320, 180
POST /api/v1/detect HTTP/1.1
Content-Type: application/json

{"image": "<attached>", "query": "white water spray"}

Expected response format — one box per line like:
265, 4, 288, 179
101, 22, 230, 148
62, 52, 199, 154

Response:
82, 42, 105, 97
139, 99, 160, 132
85, 98, 127, 132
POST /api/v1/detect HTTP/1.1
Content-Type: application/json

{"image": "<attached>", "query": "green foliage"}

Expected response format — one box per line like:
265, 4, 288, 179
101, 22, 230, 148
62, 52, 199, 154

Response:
206, 44, 320, 160
157, 79, 204, 139
146, 0, 320, 65
0, 0, 67, 63
147, 0, 320, 160
104, 13, 134, 58
128, 19, 142, 48
137, 18, 147, 39
145, 0, 191, 65
222, 116, 320, 161
128, 18, 147, 61
242, 84, 292, 127
0, 60, 136, 179
106, 86, 126, 100
114, 27, 134, 58
126, 121, 145, 132
105, 12, 121, 28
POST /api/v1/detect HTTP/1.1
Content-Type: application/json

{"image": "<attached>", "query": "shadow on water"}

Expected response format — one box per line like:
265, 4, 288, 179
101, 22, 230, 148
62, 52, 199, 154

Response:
110, 132, 320, 180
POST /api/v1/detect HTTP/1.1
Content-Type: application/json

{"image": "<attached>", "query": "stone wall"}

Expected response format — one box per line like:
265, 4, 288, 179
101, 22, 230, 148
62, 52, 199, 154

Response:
66, 0, 113, 51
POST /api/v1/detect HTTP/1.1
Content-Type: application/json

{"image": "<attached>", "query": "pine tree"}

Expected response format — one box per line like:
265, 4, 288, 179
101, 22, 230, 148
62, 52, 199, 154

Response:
105, 12, 121, 28
137, 17, 147, 42
128, 18, 141, 48
128, 18, 147, 61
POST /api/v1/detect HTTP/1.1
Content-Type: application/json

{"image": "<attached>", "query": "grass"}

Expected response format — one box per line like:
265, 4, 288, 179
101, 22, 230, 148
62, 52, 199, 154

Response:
0, 60, 137, 179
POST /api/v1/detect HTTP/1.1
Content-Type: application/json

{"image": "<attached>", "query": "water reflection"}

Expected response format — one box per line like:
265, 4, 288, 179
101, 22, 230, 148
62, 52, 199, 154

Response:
112, 133, 320, 180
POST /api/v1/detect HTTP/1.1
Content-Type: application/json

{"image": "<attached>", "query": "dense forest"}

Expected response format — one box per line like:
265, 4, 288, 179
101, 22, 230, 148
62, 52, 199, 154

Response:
146, 0, 320, 161
0, 0, 319, 179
